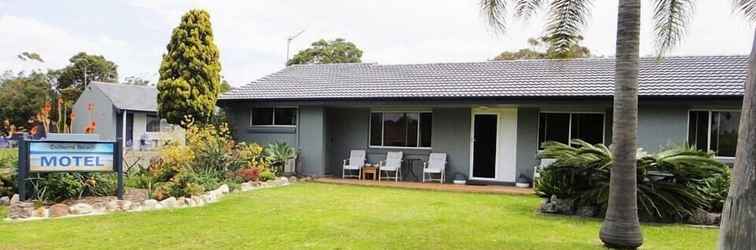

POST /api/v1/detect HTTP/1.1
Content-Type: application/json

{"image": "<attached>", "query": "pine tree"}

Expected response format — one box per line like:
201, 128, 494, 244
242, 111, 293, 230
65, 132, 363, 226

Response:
158, 9, 221, 126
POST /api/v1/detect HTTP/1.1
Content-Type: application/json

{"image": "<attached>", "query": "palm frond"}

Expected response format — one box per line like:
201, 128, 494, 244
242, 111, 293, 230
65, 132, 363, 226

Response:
480, 0, 509, 33
544, 0, 593, 54
733, 0, 756, 22
653, 0, 695, 56
515, 0, 547, 19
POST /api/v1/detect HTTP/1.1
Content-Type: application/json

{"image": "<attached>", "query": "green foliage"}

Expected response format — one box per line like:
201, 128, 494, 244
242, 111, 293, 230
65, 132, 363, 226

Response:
265, 142, 296, 175
17, 52, 44, 62
55, 52, 118, 101
494, 36, 591, 60
140, 122, 271, 199
28, 173, 116, 203
158, 9, 222, 125
287, 38, 363, 66
124, 76, 151, 86
0, 149, 17, 197
259, 169, 276, 182
0, 71, 53, 129
536, 140, 729, 221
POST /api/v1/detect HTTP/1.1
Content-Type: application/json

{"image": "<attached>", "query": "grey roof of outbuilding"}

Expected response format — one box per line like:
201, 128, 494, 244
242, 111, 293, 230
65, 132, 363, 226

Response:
221, 55, 748, 101
92, 81, 158, 112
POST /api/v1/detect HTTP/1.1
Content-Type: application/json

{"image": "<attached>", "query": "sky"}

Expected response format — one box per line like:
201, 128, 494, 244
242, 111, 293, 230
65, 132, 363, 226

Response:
0, 1, 753, 87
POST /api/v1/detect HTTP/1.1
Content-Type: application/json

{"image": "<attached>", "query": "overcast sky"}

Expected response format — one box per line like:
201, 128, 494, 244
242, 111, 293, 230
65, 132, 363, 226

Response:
0, 1, 753, 87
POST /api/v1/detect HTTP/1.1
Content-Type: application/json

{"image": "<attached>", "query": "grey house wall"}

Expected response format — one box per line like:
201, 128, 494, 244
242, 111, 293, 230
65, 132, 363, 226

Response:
225, 102, 297, 146
72, 84, 117, 140
223, 99, 742, 183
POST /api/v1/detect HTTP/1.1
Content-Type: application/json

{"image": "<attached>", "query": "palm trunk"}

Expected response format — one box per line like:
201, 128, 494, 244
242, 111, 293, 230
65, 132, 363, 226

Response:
599, 0, 644, 248
718, 29, 756, 250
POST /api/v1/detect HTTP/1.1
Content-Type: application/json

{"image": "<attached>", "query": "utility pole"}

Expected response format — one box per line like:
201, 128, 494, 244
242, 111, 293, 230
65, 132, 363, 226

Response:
286, 30, 305, 65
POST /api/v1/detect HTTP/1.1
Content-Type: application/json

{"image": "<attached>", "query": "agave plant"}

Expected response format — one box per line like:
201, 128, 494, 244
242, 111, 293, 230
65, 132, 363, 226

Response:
536, 139, 729, 222
265, 142, 297, 175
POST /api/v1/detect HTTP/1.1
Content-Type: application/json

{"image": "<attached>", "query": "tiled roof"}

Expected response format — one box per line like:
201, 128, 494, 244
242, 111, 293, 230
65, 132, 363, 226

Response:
221, 55, 748, 100
92, 82, 158, 112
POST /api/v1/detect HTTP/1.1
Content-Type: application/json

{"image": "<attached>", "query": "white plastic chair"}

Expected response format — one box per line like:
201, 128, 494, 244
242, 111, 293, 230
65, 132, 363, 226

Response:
423, 153, 447, 183
379, 152, 403, 182
342, 150, 366, 179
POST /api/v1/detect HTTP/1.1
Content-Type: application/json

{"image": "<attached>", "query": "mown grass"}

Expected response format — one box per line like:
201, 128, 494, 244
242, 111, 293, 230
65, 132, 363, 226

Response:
0, 183, 717, 249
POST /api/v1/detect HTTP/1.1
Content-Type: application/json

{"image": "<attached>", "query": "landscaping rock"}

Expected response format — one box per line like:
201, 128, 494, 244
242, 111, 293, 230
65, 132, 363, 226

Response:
192, 196, 205, 207
217, 184, 230, 194
118, 200, 134, 211
279, 177, 289, 185
0, 196, 9, 206
688, 209, 721, 225
142, 199, 161, 210
240, 182, 254, 191
106, 200, 120, 212
160, 197, 177, 209
124, 188, 149, 203
9, 194, 19, 205
49, 204, 70, 217
288, 176, 297, 182
576, 206, 596, 217
185, 197, 197, 207
9, 202, 34, 219
32, 207, 48, 218
69, 203, 95, 215
175, 197, 186, 208
540, 195, 575, 215
202, 193, 217, 203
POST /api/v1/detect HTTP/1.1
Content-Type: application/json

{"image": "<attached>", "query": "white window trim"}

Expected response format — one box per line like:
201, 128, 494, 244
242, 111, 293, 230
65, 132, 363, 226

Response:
369, 111, 432, 149
537, 111, 607, 150
249, 107, 298, 128
687, 109, 740, 159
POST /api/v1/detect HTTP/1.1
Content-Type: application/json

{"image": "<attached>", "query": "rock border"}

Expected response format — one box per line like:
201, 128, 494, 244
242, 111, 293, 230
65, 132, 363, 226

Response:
5, 176, 309, 221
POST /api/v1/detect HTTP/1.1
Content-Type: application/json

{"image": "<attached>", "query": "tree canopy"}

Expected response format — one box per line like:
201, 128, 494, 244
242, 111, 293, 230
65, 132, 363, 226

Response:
287, 38, 363, 66
157, 9, 222, 126
494, 36, 591, 60
0, 71, 53, 131
55, 52, 118, 101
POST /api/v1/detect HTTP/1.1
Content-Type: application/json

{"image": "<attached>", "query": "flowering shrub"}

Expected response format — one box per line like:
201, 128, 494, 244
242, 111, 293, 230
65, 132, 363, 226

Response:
136, 121, 273, 199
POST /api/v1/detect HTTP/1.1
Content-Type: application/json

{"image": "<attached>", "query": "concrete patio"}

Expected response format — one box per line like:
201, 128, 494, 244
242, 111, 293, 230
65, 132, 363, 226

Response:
313, 177, 535, 195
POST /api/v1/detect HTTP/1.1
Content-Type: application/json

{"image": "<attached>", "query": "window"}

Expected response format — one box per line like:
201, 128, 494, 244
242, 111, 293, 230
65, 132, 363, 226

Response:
539, 112, 605, 148
689, 110, 740, 157
370, 112, 432, 148
251, 107, 297, 126
146, 114, 161, 132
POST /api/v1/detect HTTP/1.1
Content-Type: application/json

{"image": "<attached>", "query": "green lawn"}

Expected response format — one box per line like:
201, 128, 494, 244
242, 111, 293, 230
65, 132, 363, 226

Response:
0, 183, 717, 249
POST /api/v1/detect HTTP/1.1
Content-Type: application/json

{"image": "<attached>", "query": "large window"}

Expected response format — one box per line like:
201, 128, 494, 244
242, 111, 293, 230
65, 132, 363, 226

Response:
370, 112, 432, 148
538, 112, 605, 148
250, 107, 297, 126
146, 114, 161, 132
689, 110, 740, 157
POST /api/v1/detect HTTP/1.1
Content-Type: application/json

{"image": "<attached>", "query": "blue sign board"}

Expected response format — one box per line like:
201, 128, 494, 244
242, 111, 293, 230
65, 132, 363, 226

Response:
29, 141, 115, 172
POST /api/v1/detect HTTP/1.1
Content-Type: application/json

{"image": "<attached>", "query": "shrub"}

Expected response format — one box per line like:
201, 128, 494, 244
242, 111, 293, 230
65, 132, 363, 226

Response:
28, 173, 116, 203
259, 169, 276, 181
237, 168, 261, 182
265, 142, 296, 175
0, 149, 17, 197
536, 140, 729, 222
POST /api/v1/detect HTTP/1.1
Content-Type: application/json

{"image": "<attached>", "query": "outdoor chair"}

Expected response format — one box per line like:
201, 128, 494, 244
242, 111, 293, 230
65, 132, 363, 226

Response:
379, 151, 403, 182
342, 150, 366, 179
422, 153, 447, 183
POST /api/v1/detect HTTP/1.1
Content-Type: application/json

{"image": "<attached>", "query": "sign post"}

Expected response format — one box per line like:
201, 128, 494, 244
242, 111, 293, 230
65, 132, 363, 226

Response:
17, 139, 124, 200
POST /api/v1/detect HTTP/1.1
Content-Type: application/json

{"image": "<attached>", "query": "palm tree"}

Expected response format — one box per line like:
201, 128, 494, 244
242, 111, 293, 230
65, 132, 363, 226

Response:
719, 30, 756, 249
479, 0, 756, 248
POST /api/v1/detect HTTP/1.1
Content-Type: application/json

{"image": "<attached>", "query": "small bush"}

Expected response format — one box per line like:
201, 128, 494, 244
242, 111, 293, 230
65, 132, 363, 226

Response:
237, 168, 261, 182
260, 169, 276, 181
28, 173, 116, 203
536, 140, 729, 222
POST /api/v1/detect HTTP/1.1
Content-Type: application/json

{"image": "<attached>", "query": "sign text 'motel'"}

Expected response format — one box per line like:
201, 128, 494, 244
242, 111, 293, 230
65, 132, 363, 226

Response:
18, 139, 124, 200
29, 142, 114, 172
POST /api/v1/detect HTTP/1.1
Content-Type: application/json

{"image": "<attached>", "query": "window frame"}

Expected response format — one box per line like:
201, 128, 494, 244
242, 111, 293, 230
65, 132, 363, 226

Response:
145, 113, 161, 132
249, 107, 298, 127
369, 111, 432, 149
537, 111, 607, 150
687, 109, 740, 159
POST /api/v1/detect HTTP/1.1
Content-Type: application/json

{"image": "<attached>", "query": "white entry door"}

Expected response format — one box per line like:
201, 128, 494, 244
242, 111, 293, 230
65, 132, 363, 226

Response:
470, 108, 518, 182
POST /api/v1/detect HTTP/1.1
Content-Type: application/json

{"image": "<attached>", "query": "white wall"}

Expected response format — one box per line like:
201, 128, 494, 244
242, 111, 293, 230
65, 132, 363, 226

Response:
131, 112, 148, 150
